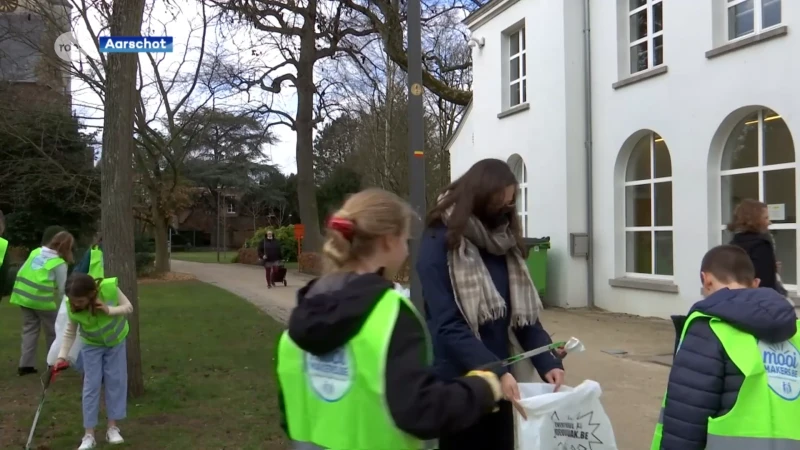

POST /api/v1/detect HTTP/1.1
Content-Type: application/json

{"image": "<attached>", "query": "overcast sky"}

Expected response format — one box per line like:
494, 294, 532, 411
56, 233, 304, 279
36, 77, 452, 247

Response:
67, 0, 299, 174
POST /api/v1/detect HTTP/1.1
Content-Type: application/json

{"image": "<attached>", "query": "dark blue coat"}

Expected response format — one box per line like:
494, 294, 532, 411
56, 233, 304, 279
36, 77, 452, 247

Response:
661, 287, 797, 449
415, 223, 562, 380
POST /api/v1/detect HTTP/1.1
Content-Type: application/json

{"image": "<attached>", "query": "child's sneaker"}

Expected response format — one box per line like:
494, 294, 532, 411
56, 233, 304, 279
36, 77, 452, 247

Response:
106, 426, 124, 444
77, 434, 96, 449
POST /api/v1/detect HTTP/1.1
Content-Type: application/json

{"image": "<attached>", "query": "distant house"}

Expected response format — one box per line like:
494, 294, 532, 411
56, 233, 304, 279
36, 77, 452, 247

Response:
0, 0, 72, 110
172, 188, 274, 249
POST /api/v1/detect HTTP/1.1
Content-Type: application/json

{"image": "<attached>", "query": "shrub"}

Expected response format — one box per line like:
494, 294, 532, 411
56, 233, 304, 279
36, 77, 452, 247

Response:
298, 252, 322, 275
245, 225, 298, 262
135, 252, 155, 276
236, 248, 260, 265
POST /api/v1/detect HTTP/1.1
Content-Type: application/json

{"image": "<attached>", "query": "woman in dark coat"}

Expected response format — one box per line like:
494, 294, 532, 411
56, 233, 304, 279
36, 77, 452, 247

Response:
727, 199, 784, 294
416, 158, 565, 450
257, 230, 282, 288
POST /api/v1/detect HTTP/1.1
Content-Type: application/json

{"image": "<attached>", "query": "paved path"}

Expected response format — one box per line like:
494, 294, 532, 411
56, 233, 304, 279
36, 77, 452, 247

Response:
172, 260, 674, 450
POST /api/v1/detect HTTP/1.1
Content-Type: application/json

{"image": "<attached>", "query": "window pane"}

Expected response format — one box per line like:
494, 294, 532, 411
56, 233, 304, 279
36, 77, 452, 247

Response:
510, 82, 521, 107
763, 112, 794, 166
721, 112, 759, 170
510, 31, 520, 55
522, 80, 527, 103
764, 168, 796, 224
654, 181, 672, 226
728, 0, 755, 40
626, 184, 651, 227
626, 135, 651, 181
510, 56, 520, 81
653, 135, 671, 178
773, 229, 796, 285
629, 9, 648, 42
722, 229, 733, 246
653, 1, 663, 32
655, 230, 673, 276
630, 42, 648, 73
721, 172, 759, 225
522, 53, 527, 76
629, 0, 646, 11
653, 35, 663, 66
762, 0, 781, 29
626, 231, 652, 274
521, 28, 526, 50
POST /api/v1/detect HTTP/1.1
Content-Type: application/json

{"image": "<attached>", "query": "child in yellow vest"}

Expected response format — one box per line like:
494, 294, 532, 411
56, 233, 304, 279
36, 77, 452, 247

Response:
57, 273, 133, 449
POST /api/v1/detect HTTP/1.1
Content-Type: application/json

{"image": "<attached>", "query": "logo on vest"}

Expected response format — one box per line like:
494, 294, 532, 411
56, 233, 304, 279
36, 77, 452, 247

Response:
305, 346, 353, 402
758, 340, 800, 400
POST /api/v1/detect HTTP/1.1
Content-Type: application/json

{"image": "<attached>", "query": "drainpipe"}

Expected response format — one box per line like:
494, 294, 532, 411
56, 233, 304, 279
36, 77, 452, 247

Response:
582, 0, 595, 308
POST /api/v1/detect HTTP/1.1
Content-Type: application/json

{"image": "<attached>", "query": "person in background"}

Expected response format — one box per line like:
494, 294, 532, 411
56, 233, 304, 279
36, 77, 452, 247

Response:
652, 245, 798, 449
276, 188, 503, 450
57, 273, 133, 449
418, 159, 565, 450
257, 230, 282, 289
75, 233, 104, 279
728, 199, 781, 293
9, 230, 75, 375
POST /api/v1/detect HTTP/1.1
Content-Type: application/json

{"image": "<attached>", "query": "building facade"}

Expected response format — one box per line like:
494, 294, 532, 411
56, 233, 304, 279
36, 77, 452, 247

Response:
450, 0, 797, 317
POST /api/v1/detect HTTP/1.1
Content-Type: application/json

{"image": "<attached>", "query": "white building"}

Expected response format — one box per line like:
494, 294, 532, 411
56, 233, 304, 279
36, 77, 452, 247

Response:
449, 0, 796, 318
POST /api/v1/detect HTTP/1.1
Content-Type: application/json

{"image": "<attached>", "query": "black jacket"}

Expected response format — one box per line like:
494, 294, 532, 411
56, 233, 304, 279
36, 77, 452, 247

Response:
661, 287, 797, 449
257, 238, 281, 262
277, 272, 497, 440
730, 231, 778, 291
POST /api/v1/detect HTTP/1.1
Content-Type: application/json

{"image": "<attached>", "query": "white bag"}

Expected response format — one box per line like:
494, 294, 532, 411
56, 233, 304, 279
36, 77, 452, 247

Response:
46, 297, 83, 366
515, 380, 618, 450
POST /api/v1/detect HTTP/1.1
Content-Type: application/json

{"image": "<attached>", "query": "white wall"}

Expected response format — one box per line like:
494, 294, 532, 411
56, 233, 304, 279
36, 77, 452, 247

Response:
590, 0, 800, 317
451, 0, 589, 307
449, 104, 474, 180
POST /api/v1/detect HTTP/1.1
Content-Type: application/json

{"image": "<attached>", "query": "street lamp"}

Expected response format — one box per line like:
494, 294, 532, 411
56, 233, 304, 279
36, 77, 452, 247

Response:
407, 0, 426, 311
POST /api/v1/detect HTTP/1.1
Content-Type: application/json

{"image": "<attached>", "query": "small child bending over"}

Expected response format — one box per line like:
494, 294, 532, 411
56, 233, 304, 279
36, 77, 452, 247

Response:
57, 273, 133, 450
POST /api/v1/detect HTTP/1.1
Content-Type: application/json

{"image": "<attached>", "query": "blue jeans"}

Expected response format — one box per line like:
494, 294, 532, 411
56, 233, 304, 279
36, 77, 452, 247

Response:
80, 340, 127, 429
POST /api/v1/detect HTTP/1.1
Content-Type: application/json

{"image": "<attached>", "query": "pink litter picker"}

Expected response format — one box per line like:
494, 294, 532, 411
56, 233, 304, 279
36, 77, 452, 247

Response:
25, 361, 69, 450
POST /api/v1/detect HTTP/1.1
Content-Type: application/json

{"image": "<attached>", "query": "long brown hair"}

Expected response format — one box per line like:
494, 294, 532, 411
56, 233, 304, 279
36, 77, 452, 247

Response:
65, 273, 102, 315
726, 199, 768, 233
46, 231, 75, 264
322, 188, 412, 274
427, 158, 526, 253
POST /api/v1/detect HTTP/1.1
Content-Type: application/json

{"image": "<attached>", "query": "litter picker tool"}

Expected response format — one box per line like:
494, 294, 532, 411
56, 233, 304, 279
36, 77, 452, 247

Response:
25, 361, 69, 450
476, 337, 586, 371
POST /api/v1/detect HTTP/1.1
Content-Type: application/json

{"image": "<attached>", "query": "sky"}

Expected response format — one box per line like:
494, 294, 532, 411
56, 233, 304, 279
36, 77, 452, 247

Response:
65, 0, 300, 174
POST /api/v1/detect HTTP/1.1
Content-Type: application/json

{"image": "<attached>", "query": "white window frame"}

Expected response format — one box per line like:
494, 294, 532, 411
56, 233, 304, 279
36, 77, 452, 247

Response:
508, 27, 527, 107
508, 155, 528, 236
628, 0, 664, 75
624, 132, 673, 280
726, 0, 782, 42
719, 109, 795, 290
226, 196, 236, 214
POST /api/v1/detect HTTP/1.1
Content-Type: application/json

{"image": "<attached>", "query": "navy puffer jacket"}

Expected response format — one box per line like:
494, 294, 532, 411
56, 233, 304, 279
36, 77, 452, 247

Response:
660, 287, 797, 449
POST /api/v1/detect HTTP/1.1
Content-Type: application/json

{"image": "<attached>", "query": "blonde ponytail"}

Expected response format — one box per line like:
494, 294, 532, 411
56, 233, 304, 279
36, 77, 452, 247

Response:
321, 188, 413, 274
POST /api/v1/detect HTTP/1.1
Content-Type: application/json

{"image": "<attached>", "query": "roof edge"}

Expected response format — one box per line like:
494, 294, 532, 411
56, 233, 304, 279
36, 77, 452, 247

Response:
463, 0, 520, 29
444, 100, 473, 152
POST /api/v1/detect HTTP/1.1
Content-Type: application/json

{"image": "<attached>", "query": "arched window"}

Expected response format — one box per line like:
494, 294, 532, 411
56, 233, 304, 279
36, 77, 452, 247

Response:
624, 132, 673, 276
508, 154, 528, 236
720, 108, 796, 286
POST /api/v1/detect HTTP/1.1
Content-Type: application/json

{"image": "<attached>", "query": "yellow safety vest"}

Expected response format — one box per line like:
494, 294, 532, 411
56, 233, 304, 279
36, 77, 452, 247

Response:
9, 247, 65, 311
67, 277, 129, 347
88, 246, 104, 279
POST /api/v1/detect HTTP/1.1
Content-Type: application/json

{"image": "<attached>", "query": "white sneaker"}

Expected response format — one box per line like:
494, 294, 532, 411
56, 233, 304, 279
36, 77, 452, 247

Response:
106, 426, 124, 444
77, 434, 96, 450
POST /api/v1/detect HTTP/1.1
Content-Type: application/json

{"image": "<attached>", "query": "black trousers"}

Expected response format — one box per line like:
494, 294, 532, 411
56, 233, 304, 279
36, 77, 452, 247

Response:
438, 400, 515, 450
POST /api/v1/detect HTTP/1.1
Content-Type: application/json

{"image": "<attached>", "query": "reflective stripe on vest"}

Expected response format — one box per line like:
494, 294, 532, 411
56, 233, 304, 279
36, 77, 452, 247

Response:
278, 288, 431, 450
68, 277, 129, 347
651, 311, 800, 449
9, 248, 64, 311
0, 237, 8, 265
88, 247, 104, 279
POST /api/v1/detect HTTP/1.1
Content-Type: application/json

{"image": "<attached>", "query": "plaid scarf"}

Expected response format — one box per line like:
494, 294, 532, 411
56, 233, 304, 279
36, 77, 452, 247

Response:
441, 203, 541, 336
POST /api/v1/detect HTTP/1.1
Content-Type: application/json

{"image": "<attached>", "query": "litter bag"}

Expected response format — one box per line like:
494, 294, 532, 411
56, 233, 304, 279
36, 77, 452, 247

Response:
46, 297, 83, 366
515, 380, 618, 450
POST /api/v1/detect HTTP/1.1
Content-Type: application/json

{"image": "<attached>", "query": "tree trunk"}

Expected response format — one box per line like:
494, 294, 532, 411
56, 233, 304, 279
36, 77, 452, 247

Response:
101, 0, 146, 398
294, 6, 324, 252
152, 211, 170, 274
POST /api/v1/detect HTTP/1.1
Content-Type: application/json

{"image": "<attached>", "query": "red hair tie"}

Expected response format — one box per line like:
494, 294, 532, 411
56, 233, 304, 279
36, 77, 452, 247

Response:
327, 216, 355, 241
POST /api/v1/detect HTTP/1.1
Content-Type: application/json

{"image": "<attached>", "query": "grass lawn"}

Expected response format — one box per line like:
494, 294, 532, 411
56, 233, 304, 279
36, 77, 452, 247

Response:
0, 280, 288, 450
171, 251, 299, 270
